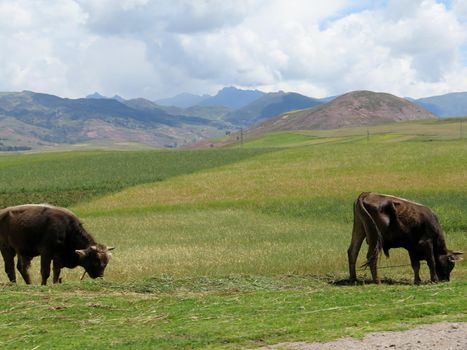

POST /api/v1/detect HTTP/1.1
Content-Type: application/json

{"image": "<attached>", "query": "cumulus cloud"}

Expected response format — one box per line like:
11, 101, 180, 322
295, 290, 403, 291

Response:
0, 0, 466, 99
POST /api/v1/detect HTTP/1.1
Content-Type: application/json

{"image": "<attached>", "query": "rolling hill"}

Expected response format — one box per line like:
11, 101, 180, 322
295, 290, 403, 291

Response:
249, 90, 436, 134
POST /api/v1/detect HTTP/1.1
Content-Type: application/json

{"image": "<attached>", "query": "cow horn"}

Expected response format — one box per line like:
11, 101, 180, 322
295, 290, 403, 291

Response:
90, 245, 98, 251
107, 246, 115, 251
448, 251, 463, 262
75, 249, 87, 258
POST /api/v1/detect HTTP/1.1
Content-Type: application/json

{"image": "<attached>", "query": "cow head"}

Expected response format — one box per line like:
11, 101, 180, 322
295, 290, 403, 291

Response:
436, 250, 463, 281
75, 245, 115, 279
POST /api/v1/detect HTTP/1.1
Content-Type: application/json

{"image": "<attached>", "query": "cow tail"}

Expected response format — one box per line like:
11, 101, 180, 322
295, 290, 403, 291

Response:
357, 193, 384, 268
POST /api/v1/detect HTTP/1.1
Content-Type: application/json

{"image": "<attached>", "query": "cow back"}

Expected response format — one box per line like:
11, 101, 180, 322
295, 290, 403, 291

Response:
0, 205, 95, 259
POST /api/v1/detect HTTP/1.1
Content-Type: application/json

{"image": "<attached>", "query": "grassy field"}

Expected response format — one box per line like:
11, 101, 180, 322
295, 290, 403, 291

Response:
0, 148, 270, 208
1, 280, 465, 349
0, 119, 466, 349
235, 117, 467, 148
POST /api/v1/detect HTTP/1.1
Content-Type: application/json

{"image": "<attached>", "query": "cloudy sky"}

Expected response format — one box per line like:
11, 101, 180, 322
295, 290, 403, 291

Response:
1, 0, 466, 100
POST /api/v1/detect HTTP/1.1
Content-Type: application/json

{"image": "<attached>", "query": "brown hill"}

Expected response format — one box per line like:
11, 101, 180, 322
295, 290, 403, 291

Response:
249, 90, 437, 134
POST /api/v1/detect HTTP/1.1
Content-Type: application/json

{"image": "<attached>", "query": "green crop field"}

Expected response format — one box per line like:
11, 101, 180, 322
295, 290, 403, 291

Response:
0, 148, 271, 208
0, 119, 466, 349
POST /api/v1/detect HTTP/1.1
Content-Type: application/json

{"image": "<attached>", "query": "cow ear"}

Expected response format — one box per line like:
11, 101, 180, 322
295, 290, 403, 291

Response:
75, 249, 87, 258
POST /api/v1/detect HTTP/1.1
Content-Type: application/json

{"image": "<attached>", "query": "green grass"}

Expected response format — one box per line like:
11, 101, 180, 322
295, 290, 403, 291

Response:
0, 120, 466, 349
237, 118, 467, 148
0, 148, 271, 207
0, 279, 465, 349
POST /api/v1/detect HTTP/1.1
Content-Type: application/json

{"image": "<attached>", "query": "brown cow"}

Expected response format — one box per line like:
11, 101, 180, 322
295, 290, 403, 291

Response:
348, 192, 462, 284
0, 204, 114, 285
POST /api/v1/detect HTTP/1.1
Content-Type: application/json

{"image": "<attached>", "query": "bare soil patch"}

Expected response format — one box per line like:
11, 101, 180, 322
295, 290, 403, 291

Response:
254, 322, 467, 350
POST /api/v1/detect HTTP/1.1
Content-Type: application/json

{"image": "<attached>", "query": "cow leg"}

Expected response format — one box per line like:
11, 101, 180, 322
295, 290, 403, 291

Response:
16, 255, 32, 284
427, 257, 438, 283
1, 245, 16, 283
53, 258, 62, 284
40, 254, 53, 286
420, 241, 439, 283
408, 251, 421, 285
366, 250, 380, 284
348, 212, 366, 282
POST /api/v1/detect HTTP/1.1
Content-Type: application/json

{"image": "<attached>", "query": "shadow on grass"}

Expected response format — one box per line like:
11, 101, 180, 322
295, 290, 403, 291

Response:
2, 275, 444, 294
330, 277, 417, 286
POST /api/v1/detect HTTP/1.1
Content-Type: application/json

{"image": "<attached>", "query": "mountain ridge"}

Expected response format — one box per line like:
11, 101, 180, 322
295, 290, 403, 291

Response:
0, 91, 220, 149
224, 91, 323, 127
155, 92, 211, 108
198, 87, 266, 109
1, 88, 463, 151
413, 92, 467, 117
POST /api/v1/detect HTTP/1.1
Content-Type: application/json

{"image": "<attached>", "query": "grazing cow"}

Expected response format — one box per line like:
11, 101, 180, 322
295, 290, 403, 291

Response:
348, 192, 462, 284
0, 204, 114, 285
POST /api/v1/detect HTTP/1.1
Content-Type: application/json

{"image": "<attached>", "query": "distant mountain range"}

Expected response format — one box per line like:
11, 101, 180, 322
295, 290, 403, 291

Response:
0, 87, 466, 150
155, 87, 265, 110
198, 87, 266, 109
412, 92, 467, 117
86, 92, 126, 103
0, 91, 222, 149
154, 88, 467, 119
224, 91, 323, 127
155, 93, 211, 108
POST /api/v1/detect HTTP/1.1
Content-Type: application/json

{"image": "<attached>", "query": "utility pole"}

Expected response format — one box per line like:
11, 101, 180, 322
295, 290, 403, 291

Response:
367, 129, 370, 142
240, 128, 244, 147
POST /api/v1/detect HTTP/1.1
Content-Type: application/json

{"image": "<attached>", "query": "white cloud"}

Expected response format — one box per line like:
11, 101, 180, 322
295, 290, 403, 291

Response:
0, 0, 466, 99
77, 0, 260, 35
66, 37, 158, 98
452, 0, 467, 20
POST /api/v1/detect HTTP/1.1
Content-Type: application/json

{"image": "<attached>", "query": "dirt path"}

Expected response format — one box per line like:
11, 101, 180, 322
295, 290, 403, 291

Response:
254, 322, 467, 350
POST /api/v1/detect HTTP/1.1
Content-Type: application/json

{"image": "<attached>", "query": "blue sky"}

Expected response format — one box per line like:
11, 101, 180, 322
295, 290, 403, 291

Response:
0, 0, 466, 99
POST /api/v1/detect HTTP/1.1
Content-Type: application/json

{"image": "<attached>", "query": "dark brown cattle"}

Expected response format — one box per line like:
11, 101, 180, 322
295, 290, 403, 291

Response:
348, 192, 462, 284
0, 204, 114, 285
